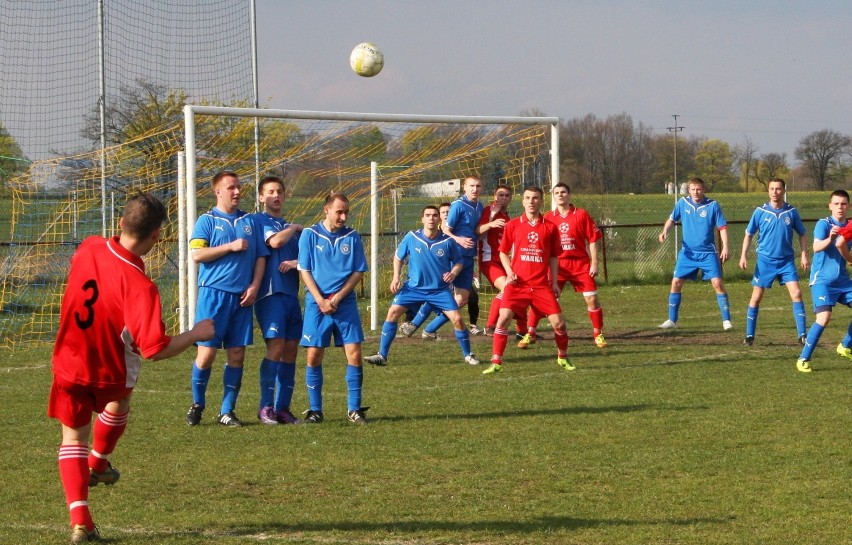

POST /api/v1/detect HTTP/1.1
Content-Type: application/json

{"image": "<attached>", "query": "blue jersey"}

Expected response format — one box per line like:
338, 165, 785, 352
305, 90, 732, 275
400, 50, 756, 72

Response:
446, 195, 484, 257
669, 197, 727, 254
254, 212, 300, 299
809, 216, 851, 287
190, 208, 268, 293
297, 222, 368, 296
396, 229, 461, 292
745, 202, 806, 261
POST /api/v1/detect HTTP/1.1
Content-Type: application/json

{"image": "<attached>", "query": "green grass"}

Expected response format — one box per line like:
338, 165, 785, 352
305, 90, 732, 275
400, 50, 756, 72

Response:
2, 282, 850, 544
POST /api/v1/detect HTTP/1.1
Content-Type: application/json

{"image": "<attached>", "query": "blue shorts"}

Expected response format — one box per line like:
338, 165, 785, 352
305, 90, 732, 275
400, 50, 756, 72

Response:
751, 256, 799, 288
255, 293, 303, 340
301, 293, 364, 348
195, 286, 253, 348
673, 249, 723, 281
392, 286, 459, 313
451, 257, 475, 292
810, 281, 852, 312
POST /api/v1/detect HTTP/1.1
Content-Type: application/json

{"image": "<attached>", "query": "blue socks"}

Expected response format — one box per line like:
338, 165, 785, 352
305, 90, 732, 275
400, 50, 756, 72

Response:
379, 321, 398, 359
190, 362, 212, 407
425, 313, 450, 334
275, 362, 296, 411
220, 364, 243, 415
454, 328, 471, 357
792, 301, 807, 337
305, 365, 323, 411
842, 320, 852, 349
411, 303, 433, 328
717, 293, 731, 321
667, 292, 682, 323
259, 358, 277, 408
345, 365, 363, 412
800, 323, 825, 361
746, 306, 758, 338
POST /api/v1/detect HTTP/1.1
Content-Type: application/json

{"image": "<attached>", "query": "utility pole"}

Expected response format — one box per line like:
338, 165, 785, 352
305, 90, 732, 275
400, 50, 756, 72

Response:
667, 115, 684, 259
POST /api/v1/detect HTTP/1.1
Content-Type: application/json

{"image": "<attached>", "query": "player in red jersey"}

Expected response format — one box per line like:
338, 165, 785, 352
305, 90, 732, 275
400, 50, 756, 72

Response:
48, 194, 214, 544
524, 183, 607, 348
482, 186, 573, 374
478, 185, 526, 336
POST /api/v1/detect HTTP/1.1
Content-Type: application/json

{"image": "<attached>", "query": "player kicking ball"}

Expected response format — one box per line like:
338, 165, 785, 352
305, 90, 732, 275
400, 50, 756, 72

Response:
483, 186, 573, 374
49, 194, 214, 543
364, 205, 480, 367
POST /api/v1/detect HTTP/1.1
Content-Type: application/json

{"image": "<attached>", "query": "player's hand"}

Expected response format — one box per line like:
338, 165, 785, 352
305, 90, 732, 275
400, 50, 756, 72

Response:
442, 270, 458, 284
719, 248, 730, 263
278, 259, 297, 273
506, 271, 518, 284
240, 286, 258, 307
658, 231, 668, 243
552, 283, 560, 297
589, 264, 598, 277
491, 218, 507, 229
457, 236, 475, 249
801, 252, 810, 270
192, 319, 215, 342
738, 256, 747, 270
230, 238, 249, 252
390, 279, 402, 293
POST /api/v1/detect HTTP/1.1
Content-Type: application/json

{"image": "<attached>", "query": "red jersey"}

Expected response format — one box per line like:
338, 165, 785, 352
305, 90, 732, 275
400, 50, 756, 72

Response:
478, 204, 510, 266
52, 236, 171, 389
545, 205, 601, 262
499, 214, 561, 287
839, 222, 852, 240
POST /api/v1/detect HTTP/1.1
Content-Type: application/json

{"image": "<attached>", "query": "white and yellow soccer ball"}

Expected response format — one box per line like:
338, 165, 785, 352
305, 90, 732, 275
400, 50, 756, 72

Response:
350, 42, 384, 77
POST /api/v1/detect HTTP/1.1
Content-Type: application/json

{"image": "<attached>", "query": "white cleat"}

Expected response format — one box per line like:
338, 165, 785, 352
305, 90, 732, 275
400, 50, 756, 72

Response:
658, 319, 677, 329
464, 354, 480, 366
722, 320, 733, 331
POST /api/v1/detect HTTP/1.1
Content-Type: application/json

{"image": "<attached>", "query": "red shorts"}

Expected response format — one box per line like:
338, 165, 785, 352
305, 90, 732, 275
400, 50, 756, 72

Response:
47, 376, 133, 429
557, 259, 598, 294
480, 261, 508, 287
501, 283, 562, 318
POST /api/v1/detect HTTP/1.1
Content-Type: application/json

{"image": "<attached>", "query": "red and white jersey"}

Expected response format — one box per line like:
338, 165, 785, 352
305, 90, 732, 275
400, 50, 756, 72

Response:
545, 205, 601, 262
52, 236, 171, 389
478, 204, 510, 266
499, 214, 560, 287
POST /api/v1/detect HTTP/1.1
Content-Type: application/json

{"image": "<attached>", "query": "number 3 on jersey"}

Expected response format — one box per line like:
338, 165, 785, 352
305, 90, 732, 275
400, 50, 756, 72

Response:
74, 279, 99, 330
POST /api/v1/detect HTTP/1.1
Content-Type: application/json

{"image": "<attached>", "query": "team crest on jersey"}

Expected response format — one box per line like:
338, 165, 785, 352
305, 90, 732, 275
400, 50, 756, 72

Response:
340, 243, 351, 255
527, 232, 539, 244
559, 223, 570, 233
437, 249, 445, 257
700, 210, 707, 218
784, 217, 791, 225
243, 224, 253, 235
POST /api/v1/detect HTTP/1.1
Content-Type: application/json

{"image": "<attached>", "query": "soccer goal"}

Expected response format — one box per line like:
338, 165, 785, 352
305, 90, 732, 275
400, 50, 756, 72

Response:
180, 105, 560, 331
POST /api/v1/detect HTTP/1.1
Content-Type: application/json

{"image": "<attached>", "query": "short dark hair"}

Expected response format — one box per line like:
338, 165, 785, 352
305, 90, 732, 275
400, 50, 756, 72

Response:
552, 182, 570, 193
211, 170, 238, 189
122, 193, 167, 239
325, 192, 349, 206
830, 189, 850, 202
259, 175, 285, 193
688, 177, 705, 186
438, 202, 451, 210
523, 185, 544, 197
768, 177, 786, 189
494, 184, 512, 195
422, 205, 439, 215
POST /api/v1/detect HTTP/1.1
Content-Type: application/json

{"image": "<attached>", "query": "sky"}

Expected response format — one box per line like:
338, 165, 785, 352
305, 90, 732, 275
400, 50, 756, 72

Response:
255, 0, 852, 163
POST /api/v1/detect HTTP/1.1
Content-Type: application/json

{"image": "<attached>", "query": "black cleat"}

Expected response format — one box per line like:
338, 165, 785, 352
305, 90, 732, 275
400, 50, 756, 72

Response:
216, 411, 243, 427
302, 410, 324, 424
743, 336, 754, 346
185, 403, 204, 426
347, 407, 370, 425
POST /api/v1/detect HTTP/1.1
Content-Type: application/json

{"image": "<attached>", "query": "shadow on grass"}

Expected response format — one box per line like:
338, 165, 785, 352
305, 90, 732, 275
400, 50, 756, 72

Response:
376, 403, 707, 423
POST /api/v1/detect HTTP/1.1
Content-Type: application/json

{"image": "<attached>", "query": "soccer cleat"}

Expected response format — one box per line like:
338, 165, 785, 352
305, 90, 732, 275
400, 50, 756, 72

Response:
557, 357, 576, 371
483, 327, 494, 337
216, 412, 243, 427
363, 353, 387, 366
421, 331, 438, 340
89, 462, 120, 487
836, 343, 852, 361
517, 333, 535, 349
399, 321, 417, 337
658, 319, 677, 329
469, 324, 486, 336
275, 408, 302, 424
743, 336, 754, 346
594, 334, 607, 348
464, 354, 480, 366
347, 407, 370, 425
722, 320, 733, 331
185, 403, 204, 426
257, 406, 278, 425
482, 363, 502, 375
799, 335, 807, 346
70, 524, 100, 544
302, 409, 324, 424
795, 358, 812, 373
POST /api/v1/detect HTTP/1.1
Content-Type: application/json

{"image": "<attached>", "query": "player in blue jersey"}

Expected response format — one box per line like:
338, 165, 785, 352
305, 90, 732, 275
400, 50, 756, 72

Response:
363, 205, 480, 367
657, 177, 732, 330
298, 193, 370, 424
407, 176, 485, 339
253, 176, 303, 425
739, 178, 810, 346
185, 171, 268, 428
795, 190, 852, 373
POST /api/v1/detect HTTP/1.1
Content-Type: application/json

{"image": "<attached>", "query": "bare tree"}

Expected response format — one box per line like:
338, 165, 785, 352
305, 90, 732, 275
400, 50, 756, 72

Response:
733, 137, 758, 192
794, 129, 851, 190
754, 152, 788, 188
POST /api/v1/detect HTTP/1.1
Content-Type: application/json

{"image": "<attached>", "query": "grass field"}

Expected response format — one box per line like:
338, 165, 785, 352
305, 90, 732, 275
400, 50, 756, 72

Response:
2, 282, 850, 545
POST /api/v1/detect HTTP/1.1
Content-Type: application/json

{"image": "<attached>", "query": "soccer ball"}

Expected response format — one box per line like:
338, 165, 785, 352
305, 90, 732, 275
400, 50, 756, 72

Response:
350, 42, 384, 77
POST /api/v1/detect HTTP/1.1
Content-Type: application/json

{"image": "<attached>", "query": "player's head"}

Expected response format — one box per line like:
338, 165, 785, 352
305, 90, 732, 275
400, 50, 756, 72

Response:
494, 185, 512, 210
438, 202, 451, 223
767, 178, 786, 203
422, 205, 440, 230
120, 193, 167, 243
462, 175, 482, 201
522, 186, 544, 217
552, 182, 571, 207
258, 175, 285, 214
324, 192, 350, 230
211, 170, 241, 212
687, 177, 705, 202
828, 190, 850, 220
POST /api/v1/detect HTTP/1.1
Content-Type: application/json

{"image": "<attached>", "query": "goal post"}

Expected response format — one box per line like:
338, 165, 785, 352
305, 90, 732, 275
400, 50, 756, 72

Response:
182, 105, 560, 330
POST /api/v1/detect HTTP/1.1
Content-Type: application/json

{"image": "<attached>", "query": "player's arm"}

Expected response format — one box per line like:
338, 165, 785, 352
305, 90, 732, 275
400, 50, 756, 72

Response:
739, 233, 753, 269
499, 251, 516, 283
718, 226, 730, 262
799, 233, 810, 269
190, 238, 247, 263
836, 233, 852, 265
813, 224, 839, 254
550, 256, 560, 296
658, 218, 675, 243
240, 256, 266, 307
300, 269, 335, 315
442, 261, 463, 284
588, 240, 598, 277
268, 224, 302, 249
149, 319, 215, 361
328, 271, 364, 312
390, 255, 404, 293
